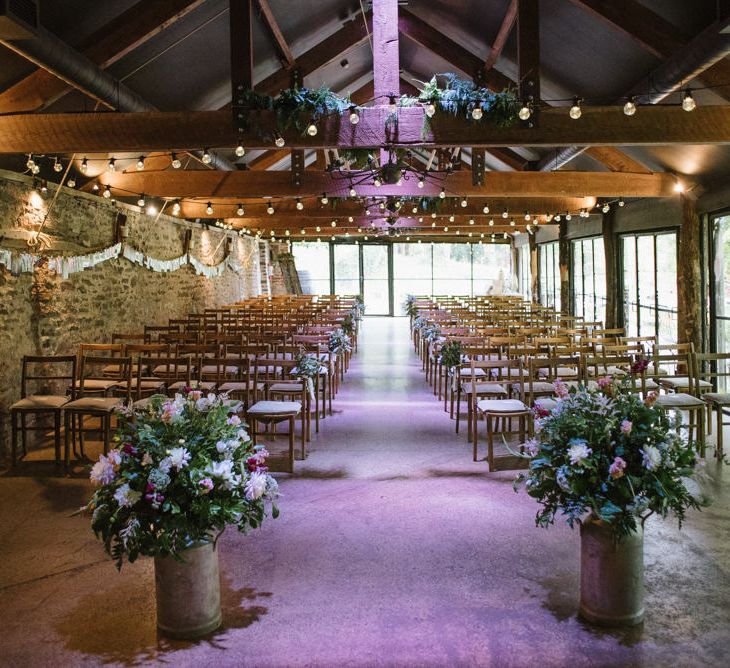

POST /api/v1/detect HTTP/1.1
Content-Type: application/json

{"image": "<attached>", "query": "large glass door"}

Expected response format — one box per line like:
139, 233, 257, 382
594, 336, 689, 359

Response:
362, 244, 392, 315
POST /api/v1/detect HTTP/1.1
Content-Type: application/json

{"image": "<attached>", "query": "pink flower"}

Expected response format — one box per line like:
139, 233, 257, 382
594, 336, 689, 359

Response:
227, 415, 241, 427
645, 391, 658, 406
199, 477, 214, 494
553, 379, 569, 398
609, 456, 627, 479
620, 419, 632, 435
189, 390, 203, 402
597, 376, 613, 389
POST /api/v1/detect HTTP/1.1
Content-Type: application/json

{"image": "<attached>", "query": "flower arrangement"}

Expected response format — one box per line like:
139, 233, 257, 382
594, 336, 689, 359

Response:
420, 323, 442, 343
515, 379, 706, 539
404, 294, 418, 318
439, 340, 464, 370
328, 329, 352, 355
353, 294, 365, 320
81, 390, 280, 569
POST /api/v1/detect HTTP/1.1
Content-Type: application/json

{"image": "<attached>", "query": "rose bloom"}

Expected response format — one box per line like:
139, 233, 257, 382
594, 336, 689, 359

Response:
609, 456, 627, 479
597, 375, 613, 389
620, 419, 633, 435
644, 391, 658, 406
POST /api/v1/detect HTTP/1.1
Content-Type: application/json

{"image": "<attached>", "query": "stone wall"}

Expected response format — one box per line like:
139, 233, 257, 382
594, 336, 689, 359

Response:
0, 171, 262, 462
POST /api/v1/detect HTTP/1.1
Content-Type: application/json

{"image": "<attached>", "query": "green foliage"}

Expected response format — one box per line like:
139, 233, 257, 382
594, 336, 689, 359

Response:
81, 391, 279, 569
514, 379, 707, 540
295, 352, 322, 379
275, 85, 351, 135
404, 294, 418, 318
440, 340, 464, 369
328, 329, 352, 355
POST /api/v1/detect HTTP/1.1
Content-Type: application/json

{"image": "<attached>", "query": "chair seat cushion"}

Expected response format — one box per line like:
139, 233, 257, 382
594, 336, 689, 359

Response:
564, 380, 599, 390
477, 398, 529, 413
153, 364, 190, 376
168, 380, 216, 391
555, 366, 580, 377
132, 397, 153, 409
460, 367, 485, 377
461, 382, 507, 395
65, 397, 122, 412
523, 381, 556, 394
201, 364, 239, 375
654, 393, 706, 408
534, 397, 558, 411
131, 378, 166, 390
269, 382, 304, 393
11, 394, 69, 410
702, 392, 730, 405
659, 377, 712, 390
73, 378, 119, 391
247, 400, 301, 415
218, 381, 263, 392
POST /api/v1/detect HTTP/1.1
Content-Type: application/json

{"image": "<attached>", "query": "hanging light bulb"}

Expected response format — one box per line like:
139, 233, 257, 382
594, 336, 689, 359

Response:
425, 100, 436, 117
92, 183, 100, 192
524, 212, 531, 221
206, 202, 214, 215
331, 220, 337, 228
53, 159, 63, 173
171, 153, 182, 169
349, 106, 360, 124
107, 157, 116, 172
267, 203, 275, 214
618, 198, 625, 207
518, 102, 532, 120
201, 148, 212, 164
682, 90, 696, 112
431, 221, 436, 228
602, 203, 610, 213
348, 216, 354, 223
555, 214, 561, 222
444, 226, 449, 232
285, 229, 290, 236
316, 225, 321, 232
569, 97, 582, 120
103, 185, 112, 199
412, 206, 418, 214
349, 186, 357, 197
482, 205, 489, 214
449, 214, 455, 223
623, 97, 637, 116
460, 197, 468, 207
274, 134, 285, 148
565, 212, 572, 220
431, 212, 437, 218
137, 193, 146, 207
80, 157, 88, 174
306, 121, 318, 136
172, 201, 181, 216
296, 198, 304, 210
502, 210, 509, 219
136, 156, 145, 171
439, 188, 446, 199
237, 203, 245, 216
469, 218, 475, 225
388, 95, 397, 114
373, 176, 382, 187
471, 104, 483, 120
301, 229, 306, 235
147, 203, 159, 216
510, 219, 515, 226
489, 219, 494, 226
416, 177, 425, 189
235, 141, 246, 157
26, 155, 35, 170
321, 193, 329, 205
67, 175, 76, 188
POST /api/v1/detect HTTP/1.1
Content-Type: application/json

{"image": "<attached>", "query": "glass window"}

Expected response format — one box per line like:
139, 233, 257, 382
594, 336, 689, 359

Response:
472, 243, 512, 295
393, 243, 432, 314
433, 243, 472, 296
539, 242, 560, 310
333, 244, 359, 296
293, 241, 330, 294
518, 244, 531, 300
621, 232, 677, 344
362, 245, 390, 314
572, 237, 605, 322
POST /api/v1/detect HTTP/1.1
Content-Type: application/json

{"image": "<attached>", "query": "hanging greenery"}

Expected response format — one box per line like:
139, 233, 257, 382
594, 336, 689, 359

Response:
440, 340, 464, 369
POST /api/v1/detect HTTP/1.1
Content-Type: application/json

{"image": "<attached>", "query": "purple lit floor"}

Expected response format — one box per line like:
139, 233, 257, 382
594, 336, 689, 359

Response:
1, 317, 729, 667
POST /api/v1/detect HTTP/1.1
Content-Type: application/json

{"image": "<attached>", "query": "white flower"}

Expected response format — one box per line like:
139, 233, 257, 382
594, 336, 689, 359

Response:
119, 518, 140, 549
567, 441, 592, 465
158, 457, 172, 474
90, 454, 117, 486
244, 472, 268, 500
167, 447, 191, 471
227, 415, 241, 427
524, 438, 540, 457
641, 445, 662, 470
113, 483, 142, 508
141, 452, 154, 467
205, 459, 241, 490
236, 428, 250, 442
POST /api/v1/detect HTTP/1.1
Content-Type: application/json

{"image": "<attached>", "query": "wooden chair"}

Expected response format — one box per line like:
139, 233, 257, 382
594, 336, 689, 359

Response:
64, 355, 132, 468
694, 352, 730, 458
10, 355, 76, 467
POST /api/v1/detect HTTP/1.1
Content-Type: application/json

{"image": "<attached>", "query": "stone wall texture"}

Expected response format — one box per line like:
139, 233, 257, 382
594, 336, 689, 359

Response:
0, 172, 262, 462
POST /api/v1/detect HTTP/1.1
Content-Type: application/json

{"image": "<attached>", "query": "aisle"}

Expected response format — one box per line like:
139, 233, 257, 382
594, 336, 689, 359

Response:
0, 317, 727, 667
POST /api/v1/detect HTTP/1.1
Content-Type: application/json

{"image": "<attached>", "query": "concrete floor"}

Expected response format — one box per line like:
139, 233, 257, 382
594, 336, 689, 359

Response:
1, 317, 729, 667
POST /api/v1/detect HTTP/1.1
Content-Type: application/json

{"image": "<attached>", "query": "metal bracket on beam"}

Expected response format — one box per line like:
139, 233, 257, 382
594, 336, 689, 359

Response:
472, 148, 485, 186
290, 68, 303, 89
291, 149, 304, 185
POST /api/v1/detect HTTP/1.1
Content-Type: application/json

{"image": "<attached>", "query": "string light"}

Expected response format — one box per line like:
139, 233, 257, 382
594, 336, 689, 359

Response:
449, 214, 455, 222
418, 177, 425, 188
524, 212, 531, 221
425, 100, 436, 117
673, 180, 685, 193
510, 219, 515, 226
92, 183, 99, 192
171, 153, 182, 169
26, 155, 35, 170
306, 121, 318, 136
565, 212, 572, 220
274, 134, 285, 148
602, 203, 610, 213
67, 175, 76, 188
267, 203, 275, 214
107, 157, 116, 172
235, 141, 246, 157
296, 198, 304, 210
439, 188, 446, 199
682, 90, 696, 112
482, 205, 489, 214
460, 197, 468, 207
331, 220, 337, 227
172, 201, 181, 215
237, 203, 245, 216
618, 198, 625, 207
471, 104, 483, 120
321, 193, 329, 204
201, 148, 212, 164
489, 219, 494, 226
349, 106, 360, 124
518, 101, 532, 120
80, 157, 88, 174
137, 193, 146, 207
373, 176, 382, 187
206, 202, 214, 215
569, 97, 582, 120
316, 225, 321, 232
349, 186, 357, 197
147, 203, 159, 216
469, 218, 475, 225
103, 185, 112, 198
53, 159, 63, 173
136, 156, 145, 171
502, 210, 509, 219
623, 97, 637, 116
348, 216, 354, 223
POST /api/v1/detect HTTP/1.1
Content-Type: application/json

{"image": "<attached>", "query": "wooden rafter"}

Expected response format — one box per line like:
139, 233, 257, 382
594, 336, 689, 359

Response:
3, 105, 726, 154
483, 0, 518, 72
0, 0, 206, 113
256, 0, 295, 68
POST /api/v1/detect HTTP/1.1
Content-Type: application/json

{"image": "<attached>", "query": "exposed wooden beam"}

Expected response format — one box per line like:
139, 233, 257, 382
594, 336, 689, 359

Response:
98, 169, 677, 199
256, 0, 295, 68
517, 0, 540, 112
584, 146, 651, 173
248, 149, 290, 170
230, 0, 254, 111
483, 0, 518, 72
567, 0, 730, 103
486, 147, 528, 171
0, 0, 206, 113
3, 105, 728, 153
399, 9, 513, 91
373, 0, 400, 102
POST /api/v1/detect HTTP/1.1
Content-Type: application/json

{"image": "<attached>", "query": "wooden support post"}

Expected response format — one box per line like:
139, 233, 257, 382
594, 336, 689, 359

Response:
517, 0, 540, 126
291, 149, 304, 185
529, 232, 539, 303
678, 195, 702, 350
602, 207, 620, 328
559, 219, 570, 314
471, 148, 485, 186
230, 0, 253, 131
373, 0, 399, 164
